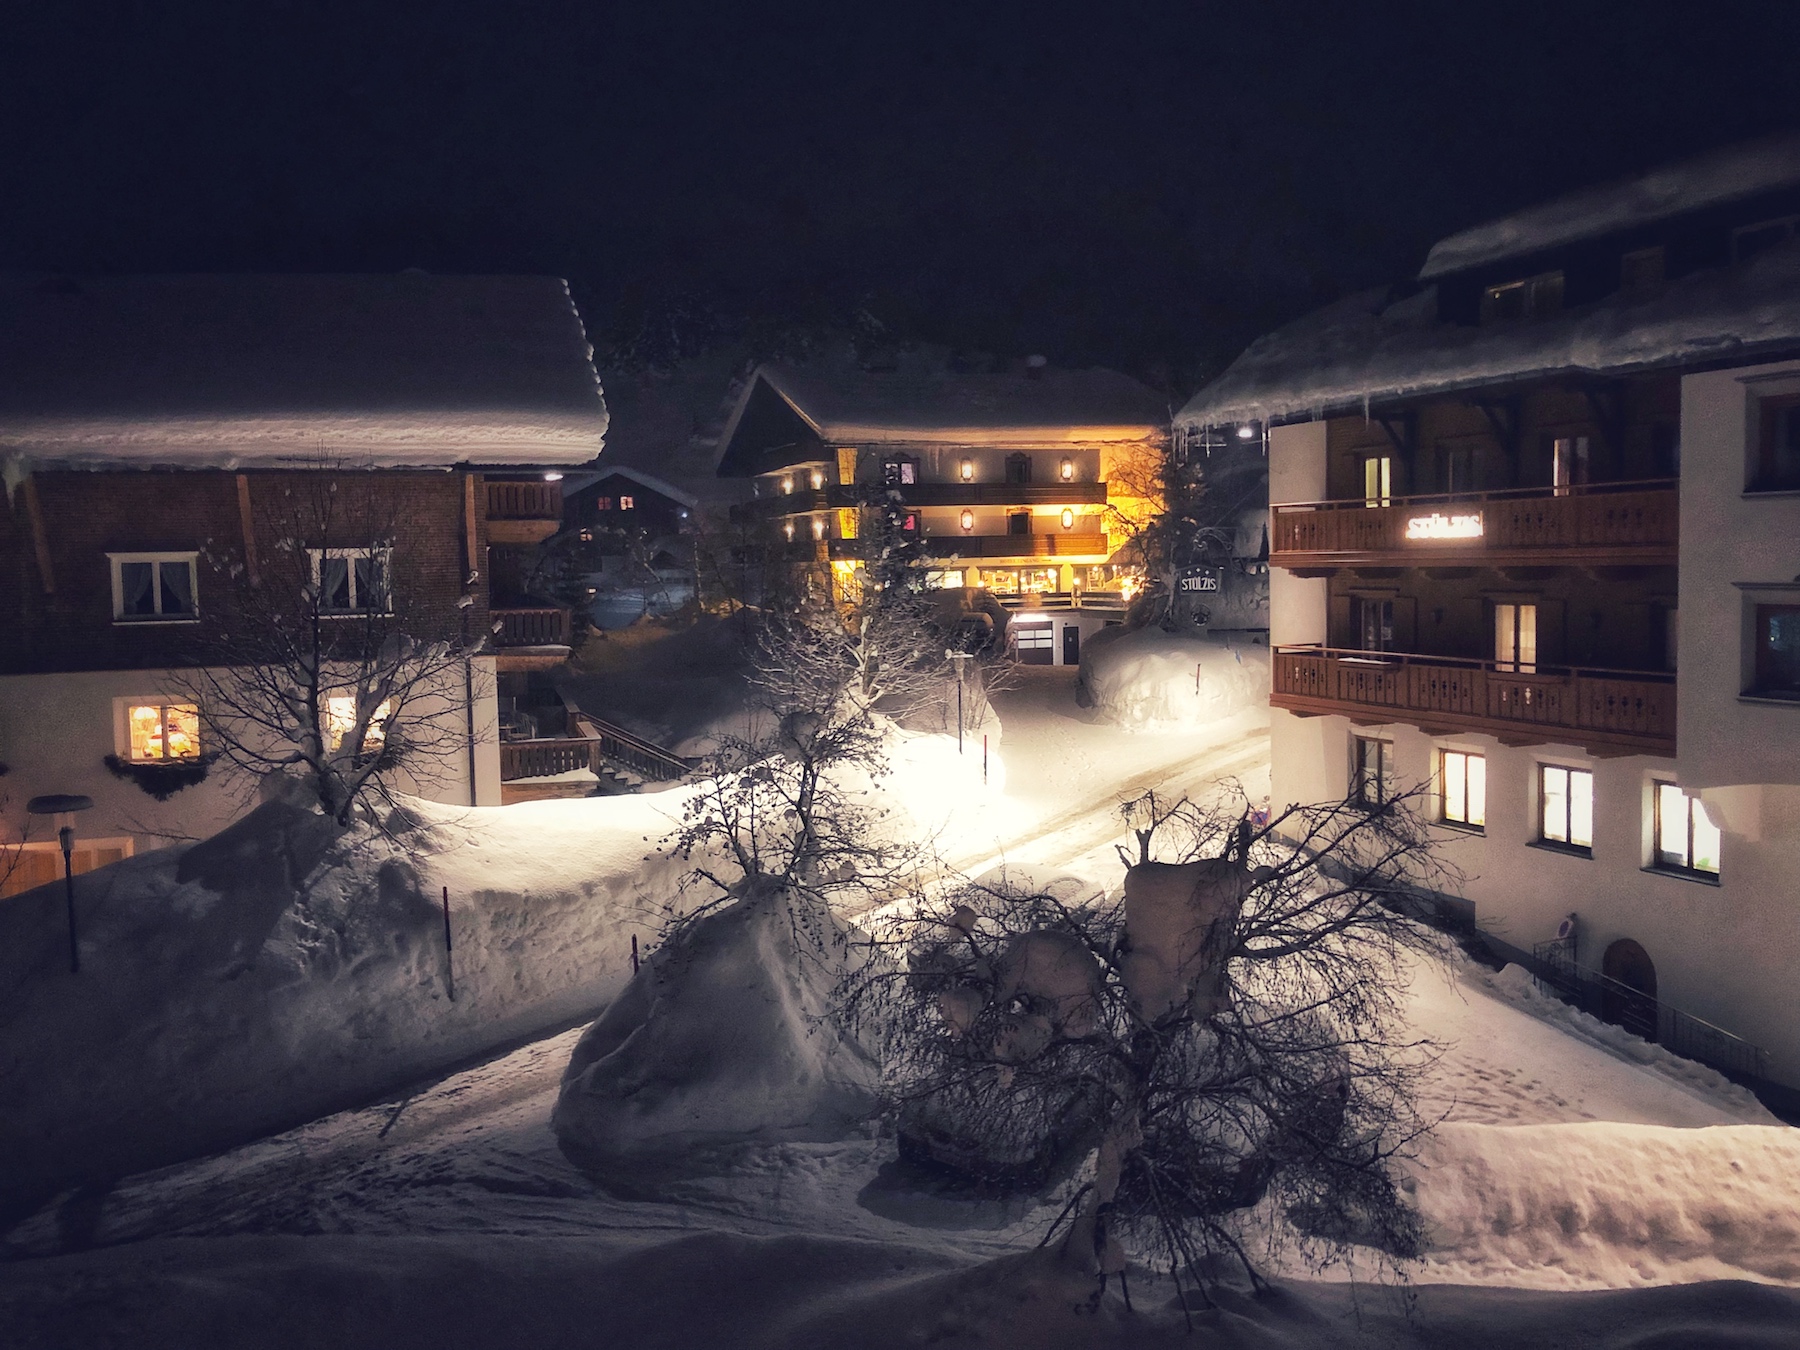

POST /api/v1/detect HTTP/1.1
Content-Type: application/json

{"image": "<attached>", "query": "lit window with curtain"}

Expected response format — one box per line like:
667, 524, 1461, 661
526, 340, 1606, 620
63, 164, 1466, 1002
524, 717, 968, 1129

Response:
1653, 782, 1721, 877
1539, 765, 1593, 852
127, 702, 201, 761
1440, 750, 1486, 829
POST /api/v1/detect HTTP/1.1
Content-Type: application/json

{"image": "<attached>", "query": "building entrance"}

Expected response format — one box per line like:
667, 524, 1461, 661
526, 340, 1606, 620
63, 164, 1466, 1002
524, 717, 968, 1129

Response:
1601, 938, 1658, 1042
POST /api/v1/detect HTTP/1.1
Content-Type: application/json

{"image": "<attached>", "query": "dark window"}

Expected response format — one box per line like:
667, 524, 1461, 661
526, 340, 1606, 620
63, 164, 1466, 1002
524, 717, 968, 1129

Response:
1354, 596, 1394, 652
1650, 423, 1680, 477
112, 554, 199, 622
1754, 395, 1800, 491
1008, 510, 1031, 535
1752, 604, 1800, 698
311, 549, 390, 614
1482, 271, 1563, 323
1352, 737, 1392, 808
1005, 453, 1032, 485
1442, 443, 1475, 494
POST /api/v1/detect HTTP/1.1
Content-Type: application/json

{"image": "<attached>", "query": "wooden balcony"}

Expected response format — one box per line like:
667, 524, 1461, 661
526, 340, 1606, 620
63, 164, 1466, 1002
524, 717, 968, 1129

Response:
492, 604, 571, 670
734, 481, 1109, 521
1271, 645, 1675, 757
486, 479, 564, 545
1271, 480, 1677, 572
918, 531, 1110, 560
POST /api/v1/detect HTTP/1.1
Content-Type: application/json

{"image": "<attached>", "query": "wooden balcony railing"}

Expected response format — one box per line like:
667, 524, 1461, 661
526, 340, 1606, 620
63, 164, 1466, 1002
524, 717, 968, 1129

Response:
486, 480, 563, 520
735, 481, 1109, 522
1271, 480, 1678, 570
492, 605, 571, 648
1271, 645, 1676, 756
500, 736, 597, 781
918, 532, 1110, 559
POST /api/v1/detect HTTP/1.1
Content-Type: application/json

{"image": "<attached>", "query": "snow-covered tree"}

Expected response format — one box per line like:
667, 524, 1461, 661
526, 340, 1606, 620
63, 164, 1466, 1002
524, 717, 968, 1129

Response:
841, 783, 1455, 1311
177, 469, 478, 827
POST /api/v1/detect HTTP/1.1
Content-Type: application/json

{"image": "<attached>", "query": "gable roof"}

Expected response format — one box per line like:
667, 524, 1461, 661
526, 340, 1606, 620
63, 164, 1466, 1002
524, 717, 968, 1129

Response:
714, 358, 1167, 475
563, 464, 699, 509
0, 273, 608, 471
1420, 131, 1800, 281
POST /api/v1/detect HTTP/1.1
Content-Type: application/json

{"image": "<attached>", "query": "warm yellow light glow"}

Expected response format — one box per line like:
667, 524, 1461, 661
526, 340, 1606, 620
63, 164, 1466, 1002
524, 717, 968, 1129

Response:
1060, 458, 1073, 481
325, 696, 392, 753
812, 517, 826, 539
1406, 512, 1483, 540
1060, 508, 1075, 529
960, 458, 974, 481
809, 468, 824, 490
128, 702, 200, 761
960, 509, 974, 531
783, 520, 796, 540
781, 476, 794, 494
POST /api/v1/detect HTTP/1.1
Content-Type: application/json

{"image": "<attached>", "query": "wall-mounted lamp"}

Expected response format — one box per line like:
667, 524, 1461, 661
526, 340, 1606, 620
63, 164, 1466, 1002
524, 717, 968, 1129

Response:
542, 471, 564, 482
810, 468, 824, 490
1236, 424, 1257, 440
960, 458, 975, 482
1060, 458, 1074, 481
781, 476, 794, 494
1060, 508, 1076, 530
960, 509, 975, 532
783, 520, 795, 540
812, 517, 826, 540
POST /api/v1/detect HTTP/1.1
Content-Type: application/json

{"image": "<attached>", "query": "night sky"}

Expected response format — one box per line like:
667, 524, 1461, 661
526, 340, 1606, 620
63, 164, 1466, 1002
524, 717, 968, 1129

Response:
5, 1, 1798, 392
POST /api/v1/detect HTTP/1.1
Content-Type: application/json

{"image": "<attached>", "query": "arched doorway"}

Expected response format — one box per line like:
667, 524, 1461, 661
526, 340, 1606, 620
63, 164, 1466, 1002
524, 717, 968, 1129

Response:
1601, 939, 1658, 1042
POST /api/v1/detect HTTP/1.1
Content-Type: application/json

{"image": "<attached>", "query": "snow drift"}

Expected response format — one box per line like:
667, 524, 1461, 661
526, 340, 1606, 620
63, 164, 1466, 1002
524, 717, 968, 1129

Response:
1077, 627, 1268, 731
553, 881, 880, 1179
0, 791, 684, 1222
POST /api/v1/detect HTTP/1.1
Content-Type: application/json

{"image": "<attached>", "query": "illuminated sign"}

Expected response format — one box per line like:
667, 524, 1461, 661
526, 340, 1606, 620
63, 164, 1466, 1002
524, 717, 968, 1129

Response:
1178, 566, 1222, 593
1405, 512, 1483, 540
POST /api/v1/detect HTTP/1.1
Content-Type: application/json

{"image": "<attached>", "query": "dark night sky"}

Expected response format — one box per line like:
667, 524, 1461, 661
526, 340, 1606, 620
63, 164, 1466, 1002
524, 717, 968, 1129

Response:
4, 1, 1799, 391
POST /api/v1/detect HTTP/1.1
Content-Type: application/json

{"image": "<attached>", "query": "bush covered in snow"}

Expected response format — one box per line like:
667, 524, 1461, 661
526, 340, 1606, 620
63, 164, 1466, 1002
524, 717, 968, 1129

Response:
1077, 627, 1268, 731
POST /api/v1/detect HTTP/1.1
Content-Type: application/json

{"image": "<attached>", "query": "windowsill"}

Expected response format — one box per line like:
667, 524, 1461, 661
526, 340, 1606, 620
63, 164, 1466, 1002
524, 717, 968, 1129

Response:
1642, 864, 1722, 888
113, 617, 201, 627
319, 611, 395, 620
1742, 486, 1800, 498
1739, 691, 1800, 707
1436, 819, 1486, 837
1528, 839, 1593, 860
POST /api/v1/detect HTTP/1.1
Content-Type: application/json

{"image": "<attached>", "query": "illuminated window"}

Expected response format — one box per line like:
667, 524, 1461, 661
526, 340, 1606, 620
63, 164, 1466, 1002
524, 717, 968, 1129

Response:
619, 495, 635, 510
882, 456, 919, 486
109, 553, 199, 622
1495, 603, 1537, 673
1361, 456, 1391, 507
1352, 737, 1392, 808
1440, 750, 1486, 829
1654, 782, 1721, 877
324, 696, 393, 753
308, 548, 390, 614
1539, 765, 1593, 853
127, 702, 201, 762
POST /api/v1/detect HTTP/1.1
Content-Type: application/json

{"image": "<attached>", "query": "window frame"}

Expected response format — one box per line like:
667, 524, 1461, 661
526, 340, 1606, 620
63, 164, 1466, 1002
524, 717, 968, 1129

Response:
1650, 780, 1722, 881
1438, 748, 1486, 832
107, 551, 201, 625
1536, 762, 1594, 856
1753, 392, 1800, 493
1748, 602, 1800, 699
308, 547, 393, 617
116, 698, 204, 763
1351, 736, 1393, 810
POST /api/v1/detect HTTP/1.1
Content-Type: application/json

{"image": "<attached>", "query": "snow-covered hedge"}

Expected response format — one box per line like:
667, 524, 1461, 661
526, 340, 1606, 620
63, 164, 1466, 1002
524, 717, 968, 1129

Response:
1077, 626, 1268, 731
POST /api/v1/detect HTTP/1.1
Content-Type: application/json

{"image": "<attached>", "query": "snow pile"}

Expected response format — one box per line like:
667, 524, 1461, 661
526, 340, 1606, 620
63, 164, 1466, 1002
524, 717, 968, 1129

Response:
1409, 1121, 1800, 1288
0, 791, 686, 1222
552, 882, 880, 1178
1078, 627, 1268, 731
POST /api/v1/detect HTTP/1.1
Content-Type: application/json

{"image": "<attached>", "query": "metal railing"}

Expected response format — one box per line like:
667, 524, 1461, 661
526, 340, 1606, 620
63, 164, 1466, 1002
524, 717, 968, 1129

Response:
1272, 645, 1675, 754
1530, 939, 1767, 1082
1272, 479, 1677, 560
485, 479, 563, 520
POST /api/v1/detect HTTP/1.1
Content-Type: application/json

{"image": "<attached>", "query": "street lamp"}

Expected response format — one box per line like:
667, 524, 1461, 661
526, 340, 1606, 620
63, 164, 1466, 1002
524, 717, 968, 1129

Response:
26, 794, 94, 974
946, 650, 973, 753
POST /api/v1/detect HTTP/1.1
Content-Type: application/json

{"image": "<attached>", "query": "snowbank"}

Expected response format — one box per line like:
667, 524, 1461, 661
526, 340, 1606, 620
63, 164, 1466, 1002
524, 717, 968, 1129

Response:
553, 883, 879, 1179
0, 791, 686, 1221
1078, 627, 1268, 731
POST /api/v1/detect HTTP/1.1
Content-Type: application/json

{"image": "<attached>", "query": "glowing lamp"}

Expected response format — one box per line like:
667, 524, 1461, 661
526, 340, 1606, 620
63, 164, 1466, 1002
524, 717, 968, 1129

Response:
1236, 424, 1256, 440
781, 476, 794, 494
960, 509, 975, 532
812, 517, 826, 539
960, 458, 974, 481
1060, 458, 1074, 481
809, 468, 824, 490
542, 471, 563, 482
783, 520, 795, 540
1060, 508, 1075, 530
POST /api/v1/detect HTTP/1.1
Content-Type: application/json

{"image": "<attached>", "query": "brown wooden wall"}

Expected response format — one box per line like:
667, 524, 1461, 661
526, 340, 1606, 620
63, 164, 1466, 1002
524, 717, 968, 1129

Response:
0, 469, 490, 676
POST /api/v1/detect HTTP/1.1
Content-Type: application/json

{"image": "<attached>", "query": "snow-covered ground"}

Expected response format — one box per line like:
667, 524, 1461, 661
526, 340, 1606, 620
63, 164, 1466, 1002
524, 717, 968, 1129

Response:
4, 661, 1799, 1346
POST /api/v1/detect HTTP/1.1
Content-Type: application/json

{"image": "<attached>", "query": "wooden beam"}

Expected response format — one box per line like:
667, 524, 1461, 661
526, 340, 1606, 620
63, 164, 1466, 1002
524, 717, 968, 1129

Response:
235, 474, 260, 585
21, 476, 53, 594
463, 472, 481, 582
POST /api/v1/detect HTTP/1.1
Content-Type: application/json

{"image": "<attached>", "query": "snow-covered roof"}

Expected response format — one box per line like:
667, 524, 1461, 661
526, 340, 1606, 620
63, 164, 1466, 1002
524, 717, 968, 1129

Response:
0, 274, 609, 471
562, 464, 699, 509
1420, 131, 1800, 281
723, 358, 1168, 452
1178, 237, 1800, 429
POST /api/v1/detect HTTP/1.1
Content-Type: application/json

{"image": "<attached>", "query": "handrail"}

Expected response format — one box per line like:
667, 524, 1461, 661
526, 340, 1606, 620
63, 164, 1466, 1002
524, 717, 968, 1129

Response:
1272, 644, 1675, 685
574, 713, 695, 782
1272, 478, 1678, 515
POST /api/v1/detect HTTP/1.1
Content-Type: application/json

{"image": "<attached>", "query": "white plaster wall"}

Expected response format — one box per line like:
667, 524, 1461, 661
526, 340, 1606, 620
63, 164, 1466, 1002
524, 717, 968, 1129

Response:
1268, 421, 1327, 648
1679, 360, 1800, 792
0, 663, 504, 850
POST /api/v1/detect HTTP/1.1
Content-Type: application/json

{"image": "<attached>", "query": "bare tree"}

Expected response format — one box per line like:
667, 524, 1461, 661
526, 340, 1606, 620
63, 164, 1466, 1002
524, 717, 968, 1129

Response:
178, 468, 478, 826
840, 783, 1457, 1311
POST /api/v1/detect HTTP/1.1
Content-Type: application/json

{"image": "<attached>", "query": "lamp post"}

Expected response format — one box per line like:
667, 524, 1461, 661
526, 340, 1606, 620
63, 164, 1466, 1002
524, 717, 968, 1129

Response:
26, 794, 94, 974
946, 650, 972, 753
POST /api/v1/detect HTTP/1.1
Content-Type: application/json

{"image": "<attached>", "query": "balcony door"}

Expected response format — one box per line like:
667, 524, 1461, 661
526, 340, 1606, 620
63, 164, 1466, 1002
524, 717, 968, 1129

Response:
1354, 596, 1395, 653
1552, 436, 1589, 497
1361, 455, 1392, 507
1495, 602, 1537, 673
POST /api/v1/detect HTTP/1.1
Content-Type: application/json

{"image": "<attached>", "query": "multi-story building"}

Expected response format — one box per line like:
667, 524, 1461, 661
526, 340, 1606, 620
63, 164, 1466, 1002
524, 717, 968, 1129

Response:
1177, 134, 1800, 1089
714, 357, 1168, 664
0, 274, 608, 889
